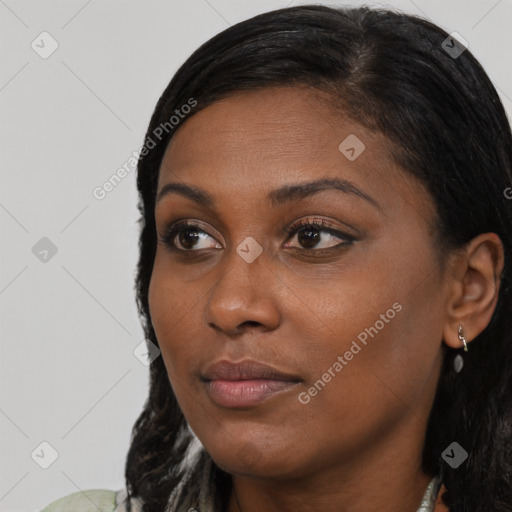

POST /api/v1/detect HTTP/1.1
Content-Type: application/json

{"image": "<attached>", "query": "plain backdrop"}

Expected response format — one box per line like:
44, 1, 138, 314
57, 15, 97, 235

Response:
1, 0, 511, 511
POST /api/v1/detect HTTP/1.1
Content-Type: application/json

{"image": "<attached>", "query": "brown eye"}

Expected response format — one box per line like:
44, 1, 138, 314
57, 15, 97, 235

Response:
284, 219, 355, 250
160, 222, 222, 251
176, 226, 201, 250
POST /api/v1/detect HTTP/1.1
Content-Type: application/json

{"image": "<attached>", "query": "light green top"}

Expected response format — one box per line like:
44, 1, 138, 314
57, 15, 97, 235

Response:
41, 489, 118, 512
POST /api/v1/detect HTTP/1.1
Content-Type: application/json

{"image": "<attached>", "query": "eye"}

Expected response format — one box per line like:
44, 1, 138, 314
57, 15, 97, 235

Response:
158, 217, 355, 253
284, 217, 355, 250
158, 221, 222, 251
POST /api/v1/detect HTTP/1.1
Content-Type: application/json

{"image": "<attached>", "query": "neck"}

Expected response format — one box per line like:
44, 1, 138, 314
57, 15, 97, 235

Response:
226, 413, 434, 512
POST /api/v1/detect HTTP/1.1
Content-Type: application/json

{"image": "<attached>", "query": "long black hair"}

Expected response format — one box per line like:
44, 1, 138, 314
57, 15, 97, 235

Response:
124, 5, 512, 511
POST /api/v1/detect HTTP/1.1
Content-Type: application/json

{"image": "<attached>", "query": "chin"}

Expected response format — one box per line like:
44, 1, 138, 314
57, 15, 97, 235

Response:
205, 437, 305, 479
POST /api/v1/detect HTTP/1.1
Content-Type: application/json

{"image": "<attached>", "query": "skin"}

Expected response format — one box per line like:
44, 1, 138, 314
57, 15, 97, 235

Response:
148, 86, 504, 512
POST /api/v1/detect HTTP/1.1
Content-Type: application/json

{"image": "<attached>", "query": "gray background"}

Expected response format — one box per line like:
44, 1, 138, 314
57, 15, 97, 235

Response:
1, 0, 511, 510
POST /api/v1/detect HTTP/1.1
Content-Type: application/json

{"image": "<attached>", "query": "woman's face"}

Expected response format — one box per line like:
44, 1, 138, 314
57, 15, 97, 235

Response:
149, 86, 450, 478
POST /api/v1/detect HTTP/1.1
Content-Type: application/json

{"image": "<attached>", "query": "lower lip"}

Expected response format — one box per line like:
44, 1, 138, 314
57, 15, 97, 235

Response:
206, 379, 300, 408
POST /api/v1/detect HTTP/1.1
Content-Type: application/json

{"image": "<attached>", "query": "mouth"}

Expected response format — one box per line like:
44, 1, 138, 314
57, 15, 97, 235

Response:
201, 359, 302, 408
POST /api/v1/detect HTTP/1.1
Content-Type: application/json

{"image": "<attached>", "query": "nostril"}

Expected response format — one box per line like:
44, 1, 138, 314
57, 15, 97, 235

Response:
232, 320, 264, 335
243, 321, 261, 328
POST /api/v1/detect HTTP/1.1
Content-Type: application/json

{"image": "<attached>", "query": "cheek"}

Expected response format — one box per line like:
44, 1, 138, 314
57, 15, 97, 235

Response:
149, 251, 238, 423
289, 244, 443, 419
148, 262, 172, 349
148, 259, 191, 376
291, 301, 437, 462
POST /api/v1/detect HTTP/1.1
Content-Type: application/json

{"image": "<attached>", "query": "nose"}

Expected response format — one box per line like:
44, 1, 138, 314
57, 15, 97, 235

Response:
203, 244, 281, 336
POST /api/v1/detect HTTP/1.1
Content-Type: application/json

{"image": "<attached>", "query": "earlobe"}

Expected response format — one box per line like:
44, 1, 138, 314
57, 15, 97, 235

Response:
442, 232, 504, 350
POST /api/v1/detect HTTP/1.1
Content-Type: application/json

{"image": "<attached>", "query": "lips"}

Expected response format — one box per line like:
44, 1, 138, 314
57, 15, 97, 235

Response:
202, 359, 301, 382
201, 359, 302, 408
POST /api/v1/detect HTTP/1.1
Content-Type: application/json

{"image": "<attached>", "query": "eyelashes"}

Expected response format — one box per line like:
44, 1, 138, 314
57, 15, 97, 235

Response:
283, 218, 355, 249
159, 220, 221, 252
158, 217, 356, 253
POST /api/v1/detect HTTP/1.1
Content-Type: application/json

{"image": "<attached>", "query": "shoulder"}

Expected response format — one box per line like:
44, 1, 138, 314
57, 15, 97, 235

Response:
41, 489, 118, 512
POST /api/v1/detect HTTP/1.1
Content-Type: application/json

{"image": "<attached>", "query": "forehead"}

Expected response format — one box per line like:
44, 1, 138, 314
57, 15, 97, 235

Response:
158, 86, 427, 214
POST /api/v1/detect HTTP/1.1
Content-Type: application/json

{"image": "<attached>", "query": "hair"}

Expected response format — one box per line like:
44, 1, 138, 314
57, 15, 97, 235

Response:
124, 4, 512, 512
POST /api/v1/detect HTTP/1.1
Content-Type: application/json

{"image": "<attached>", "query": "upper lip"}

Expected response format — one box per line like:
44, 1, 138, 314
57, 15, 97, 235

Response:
201, 359, 302, 382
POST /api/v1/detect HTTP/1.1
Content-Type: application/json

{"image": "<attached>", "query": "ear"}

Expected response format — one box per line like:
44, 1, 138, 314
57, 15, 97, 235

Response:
442, 233, 505, 350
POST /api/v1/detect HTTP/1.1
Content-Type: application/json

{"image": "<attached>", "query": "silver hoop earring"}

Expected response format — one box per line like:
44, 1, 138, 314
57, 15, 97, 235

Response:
454, 325, 468, 373
458, 325, 468, 352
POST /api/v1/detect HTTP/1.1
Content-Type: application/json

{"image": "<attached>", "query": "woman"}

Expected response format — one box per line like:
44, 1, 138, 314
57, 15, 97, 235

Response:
42, 4, 512, 512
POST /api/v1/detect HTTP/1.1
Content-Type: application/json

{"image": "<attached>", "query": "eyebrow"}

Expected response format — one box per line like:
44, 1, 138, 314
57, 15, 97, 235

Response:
155, 177, 381, 211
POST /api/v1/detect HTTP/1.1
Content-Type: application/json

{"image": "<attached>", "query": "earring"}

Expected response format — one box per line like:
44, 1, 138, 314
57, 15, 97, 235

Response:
458, 325, 468, 352
454, 325, 468, 373
454, 353, 464, 373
